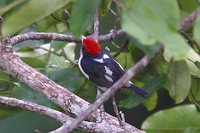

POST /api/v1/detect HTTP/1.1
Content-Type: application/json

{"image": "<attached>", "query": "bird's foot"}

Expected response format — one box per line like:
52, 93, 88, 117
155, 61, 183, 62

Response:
96, 105, 105, 123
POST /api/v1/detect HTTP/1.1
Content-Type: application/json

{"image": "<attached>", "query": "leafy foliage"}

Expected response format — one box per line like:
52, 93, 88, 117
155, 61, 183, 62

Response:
142, 105, 200, 133
1, 0, 200, 132
2, 0, 71, 35
70, 0, 101, 36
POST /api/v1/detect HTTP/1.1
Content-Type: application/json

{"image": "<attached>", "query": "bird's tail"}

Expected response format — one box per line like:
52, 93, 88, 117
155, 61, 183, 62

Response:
127, 84, 148, 98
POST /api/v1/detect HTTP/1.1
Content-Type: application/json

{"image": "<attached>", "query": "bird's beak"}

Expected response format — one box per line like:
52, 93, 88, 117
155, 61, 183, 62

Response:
81, 35, 86, 44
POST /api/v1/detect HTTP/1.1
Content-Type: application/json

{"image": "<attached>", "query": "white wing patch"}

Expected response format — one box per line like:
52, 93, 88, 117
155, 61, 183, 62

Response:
104, 66, 113, 82
104, 66, 113, 76
94, 58, 104, 63
93, 54, 109, 63
105, 75, 113, 82
103, 54, 109, 59
98, 86, 107, 91
114, 60, 124, 70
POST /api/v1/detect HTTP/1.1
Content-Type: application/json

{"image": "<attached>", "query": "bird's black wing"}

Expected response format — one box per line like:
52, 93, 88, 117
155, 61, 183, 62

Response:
80, 53, 125, 88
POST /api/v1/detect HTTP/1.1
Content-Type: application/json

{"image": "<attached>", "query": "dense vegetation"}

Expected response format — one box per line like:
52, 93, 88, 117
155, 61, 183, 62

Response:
0, 0, 200, 132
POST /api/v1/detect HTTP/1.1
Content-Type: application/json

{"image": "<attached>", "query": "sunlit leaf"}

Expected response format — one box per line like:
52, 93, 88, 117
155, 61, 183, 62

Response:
143, 92, 157, 111
122, 13, 155, 45
2, 0, 71, 35
51, 41, 67, 52
142, 105, 200, 133
21, 57, 47, 68
48, 54, 70, 68
63, 43, 77, 64
122, 0, 189, 60
185, 59, 200, 78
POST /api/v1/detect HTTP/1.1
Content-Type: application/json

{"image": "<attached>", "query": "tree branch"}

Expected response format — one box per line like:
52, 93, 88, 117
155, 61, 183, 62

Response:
0, 16, 3, 36
93, 10, 99, 42
0, 37, 141, 132
0, 95, 68, 123
1, 5, 199, 133
10, 29, 125, 45
178, 6, 200, 31
0, 95, 125, 133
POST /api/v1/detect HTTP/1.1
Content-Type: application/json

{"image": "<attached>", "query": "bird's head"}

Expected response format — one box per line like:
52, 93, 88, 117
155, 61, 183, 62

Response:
81, 36, 102, 55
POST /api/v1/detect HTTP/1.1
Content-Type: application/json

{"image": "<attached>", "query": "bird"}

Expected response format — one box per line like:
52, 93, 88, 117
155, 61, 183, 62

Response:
78, 36, 148, 98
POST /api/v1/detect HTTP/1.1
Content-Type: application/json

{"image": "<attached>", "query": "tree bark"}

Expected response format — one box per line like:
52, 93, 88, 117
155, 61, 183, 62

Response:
0, 41, 144, 133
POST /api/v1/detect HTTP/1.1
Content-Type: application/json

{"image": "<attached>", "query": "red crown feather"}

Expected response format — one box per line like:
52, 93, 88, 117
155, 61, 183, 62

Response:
82, 38, 102, 55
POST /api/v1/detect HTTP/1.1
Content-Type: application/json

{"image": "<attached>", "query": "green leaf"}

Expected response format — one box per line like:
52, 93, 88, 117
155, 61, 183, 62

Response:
13, 82, 57, 108
189, 78, 200, 101
142, 105, 200, 133
122, 13, 155, 45
195, 61, 200, 69
185, 59, 200, 78
0, 0, 24, 15
2, 0, 71, 35
114, 52, 134, 69
21, 57, 47, 68
186, 48, 200, 63
69, 0, 101, 36
0, 106, 20, 120
0, 70, 10, 83
0, 111, 60, 132
47, 68, 84, 92
185, 48, 200, 78
51, 41, 67, 52
0, 70, 12, 92
193, 14, 200, 44
169, 61, 191, 104
99, 0, 111, 16
129, 38, 161, 56
178, 0, 199, 12
164, 48, 200, 77
119, 73, 167, 108
122, 0, 189, 60
143, 92, 157, 111
48, 53, 70, 68
63, 42, 77, 64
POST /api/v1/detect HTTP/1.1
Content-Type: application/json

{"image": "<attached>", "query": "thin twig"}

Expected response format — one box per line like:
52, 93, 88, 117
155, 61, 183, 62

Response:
113, 38, 129, 57
0, 16, 3, 36
0, 96, 68, 123
178, 6, 200, 31
0, 96, 125, 133
93, 10, 99, 42
93, 10, 106, 124
51, 14, 68, 23
10, 29, 125, 45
